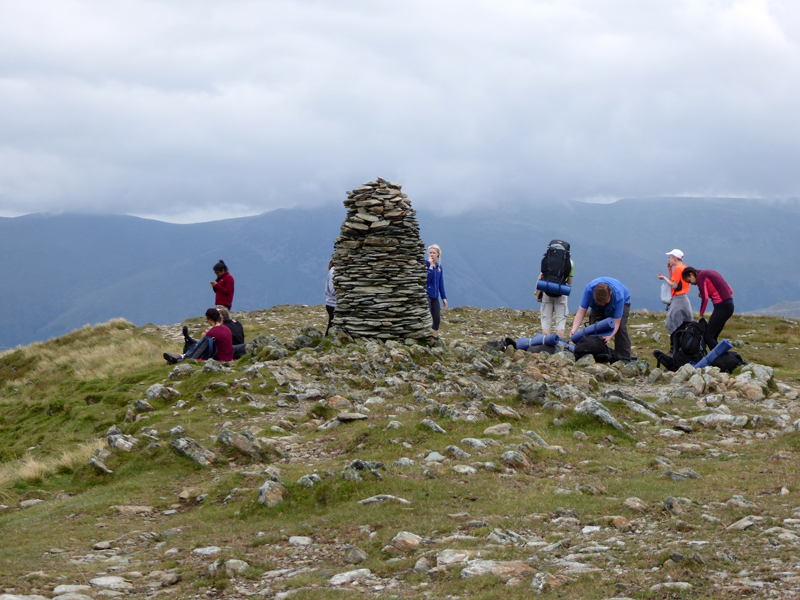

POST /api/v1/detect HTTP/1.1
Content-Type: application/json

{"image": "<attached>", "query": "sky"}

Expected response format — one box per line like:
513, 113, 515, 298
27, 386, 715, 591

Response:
0, 0, 799, 223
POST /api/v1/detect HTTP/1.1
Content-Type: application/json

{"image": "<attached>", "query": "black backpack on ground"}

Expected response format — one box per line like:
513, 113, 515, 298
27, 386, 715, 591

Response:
712, 351, 746, 373
574, 336, 618, 363
524, 344, 557, 355
540, 240, 571, 296
653, 320, 707, 371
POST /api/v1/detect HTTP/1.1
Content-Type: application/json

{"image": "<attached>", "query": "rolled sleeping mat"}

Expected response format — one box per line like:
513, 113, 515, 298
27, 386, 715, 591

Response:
536, 280, 572, 297
570, 317, 615, 343
557, 341, 576, 352
692, 339, 733, 369
516, 334, 561, 350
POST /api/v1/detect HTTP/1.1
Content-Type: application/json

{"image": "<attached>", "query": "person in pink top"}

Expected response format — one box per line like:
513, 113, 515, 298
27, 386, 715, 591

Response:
681, 267, 734, 350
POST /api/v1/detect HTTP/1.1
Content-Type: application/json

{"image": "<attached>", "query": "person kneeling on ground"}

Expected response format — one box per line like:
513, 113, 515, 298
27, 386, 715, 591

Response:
165, 308, 233, 364
570, 277, 632, 363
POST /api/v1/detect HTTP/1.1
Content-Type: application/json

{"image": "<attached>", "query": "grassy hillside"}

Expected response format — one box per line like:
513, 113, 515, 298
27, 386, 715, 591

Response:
0, 307, 799, 598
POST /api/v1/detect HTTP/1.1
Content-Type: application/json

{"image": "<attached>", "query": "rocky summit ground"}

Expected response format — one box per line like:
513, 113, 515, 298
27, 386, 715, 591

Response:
1, 305, 800, 600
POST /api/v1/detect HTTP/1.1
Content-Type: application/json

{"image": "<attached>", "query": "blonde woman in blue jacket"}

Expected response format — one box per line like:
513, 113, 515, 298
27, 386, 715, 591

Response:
426, 244, 448, 338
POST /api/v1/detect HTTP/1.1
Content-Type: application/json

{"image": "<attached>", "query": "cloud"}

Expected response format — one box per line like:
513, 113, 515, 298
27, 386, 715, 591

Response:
0, 0, 799, 220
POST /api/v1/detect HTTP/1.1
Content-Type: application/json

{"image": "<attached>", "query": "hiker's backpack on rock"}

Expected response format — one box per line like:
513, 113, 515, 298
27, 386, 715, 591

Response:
653, 320, 707, 372
540, 240, 571, 296
711, 351, 746, 374
574, 336, 618, 364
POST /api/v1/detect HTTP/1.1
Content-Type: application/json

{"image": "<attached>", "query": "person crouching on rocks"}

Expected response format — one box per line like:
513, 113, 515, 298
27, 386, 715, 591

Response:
165, 308, 233, 364
426, 244, 448, 338
210, 259, 234, 309
570, 277, 632, 363
325, 259, 336, 336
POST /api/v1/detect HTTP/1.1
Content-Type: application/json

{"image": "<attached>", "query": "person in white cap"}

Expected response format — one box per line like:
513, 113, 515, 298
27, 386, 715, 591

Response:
657, 249, 693, 345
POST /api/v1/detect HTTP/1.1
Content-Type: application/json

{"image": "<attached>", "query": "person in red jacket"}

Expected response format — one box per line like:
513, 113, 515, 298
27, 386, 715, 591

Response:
211, 259, 234, 309
164, 308, 233, 364
682, 267, 734, 350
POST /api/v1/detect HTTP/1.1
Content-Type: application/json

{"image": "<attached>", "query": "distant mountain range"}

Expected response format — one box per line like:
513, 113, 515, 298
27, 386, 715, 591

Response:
749, 301, 800, 319
2, 197, 799, 349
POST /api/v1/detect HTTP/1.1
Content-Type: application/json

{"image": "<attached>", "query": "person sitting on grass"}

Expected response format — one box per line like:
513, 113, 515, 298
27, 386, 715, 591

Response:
165, 308, 233, 364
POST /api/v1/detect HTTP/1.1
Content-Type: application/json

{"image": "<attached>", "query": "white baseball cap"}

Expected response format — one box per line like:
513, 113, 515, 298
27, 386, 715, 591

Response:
666, 249, 684, 259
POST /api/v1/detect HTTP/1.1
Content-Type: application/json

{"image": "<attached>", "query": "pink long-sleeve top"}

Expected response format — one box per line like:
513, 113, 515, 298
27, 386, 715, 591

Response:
696, 269, 733, 315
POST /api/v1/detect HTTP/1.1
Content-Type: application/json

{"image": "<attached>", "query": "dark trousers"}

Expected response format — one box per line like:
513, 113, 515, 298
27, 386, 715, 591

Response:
705, 300, 734, 350
428, 297, 441, 331
325, 305, 335, 336
589, 304, 631, 362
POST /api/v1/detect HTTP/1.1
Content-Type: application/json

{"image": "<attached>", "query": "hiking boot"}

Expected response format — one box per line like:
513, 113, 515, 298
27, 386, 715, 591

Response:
504, 337, 517, 349
164, 353, 181, 365
182, 325, 190, 341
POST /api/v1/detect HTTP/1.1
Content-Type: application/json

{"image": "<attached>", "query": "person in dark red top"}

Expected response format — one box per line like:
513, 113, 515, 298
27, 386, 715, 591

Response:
682, 267, 734, 350
211, 260, 234, 309
164, 308, 233, 363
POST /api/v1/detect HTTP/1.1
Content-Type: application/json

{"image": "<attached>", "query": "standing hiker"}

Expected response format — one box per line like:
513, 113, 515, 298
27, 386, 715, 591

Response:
536, 240, 573, 337
682, 267, 734, 350
325, 259, 336, 336
211, 260, 234, 309
570, 277, 632, 362
426, 244, 448, 338
657, 249, 692, 342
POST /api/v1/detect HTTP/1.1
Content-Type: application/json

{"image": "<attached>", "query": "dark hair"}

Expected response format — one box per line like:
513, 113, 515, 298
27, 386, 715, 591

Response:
593, 283, 611, 305
213, 259, 228, 273
205, 308, 221, 322
682, 267, 698, 282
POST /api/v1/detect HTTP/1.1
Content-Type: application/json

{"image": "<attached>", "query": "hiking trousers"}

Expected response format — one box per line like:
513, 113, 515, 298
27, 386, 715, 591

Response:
589, 304, 631, 362
428, 297, 441, 331
540, 293, 568, 333
706, 300, 734, 350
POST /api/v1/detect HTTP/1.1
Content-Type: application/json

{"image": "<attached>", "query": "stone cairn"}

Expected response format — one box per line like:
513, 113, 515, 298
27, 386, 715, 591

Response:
332, 178, 431, 339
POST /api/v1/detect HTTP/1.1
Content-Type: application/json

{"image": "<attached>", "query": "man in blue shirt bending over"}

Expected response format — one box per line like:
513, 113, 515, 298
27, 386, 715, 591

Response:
570, 277, 632, 362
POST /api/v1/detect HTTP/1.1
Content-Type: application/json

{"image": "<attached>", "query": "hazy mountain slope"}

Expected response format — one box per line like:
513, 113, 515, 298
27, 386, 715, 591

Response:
750, 301, 800, 318
1, 198, 798, 348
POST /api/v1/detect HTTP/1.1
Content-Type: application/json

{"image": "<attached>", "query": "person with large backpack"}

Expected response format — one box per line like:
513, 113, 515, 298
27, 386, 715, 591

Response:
164, 308, 234, 364
657, 249, 693, 343
536, 240, 573, 337
682, 267, 734, 351
570, 277, 632, 362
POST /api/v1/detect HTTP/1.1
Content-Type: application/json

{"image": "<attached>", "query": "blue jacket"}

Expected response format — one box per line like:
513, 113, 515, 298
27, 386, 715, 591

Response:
580, 277, 630, 319
426, 263, 447, 300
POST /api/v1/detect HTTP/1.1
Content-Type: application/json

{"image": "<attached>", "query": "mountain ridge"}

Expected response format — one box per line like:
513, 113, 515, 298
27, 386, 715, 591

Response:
2, 197, 798, 348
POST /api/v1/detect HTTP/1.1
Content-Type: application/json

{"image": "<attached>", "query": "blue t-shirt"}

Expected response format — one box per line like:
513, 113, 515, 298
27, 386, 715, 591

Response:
580, 277, 631, 319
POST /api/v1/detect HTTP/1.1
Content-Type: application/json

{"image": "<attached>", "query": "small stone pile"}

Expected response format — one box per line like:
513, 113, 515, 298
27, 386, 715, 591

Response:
332, 178, 431, 339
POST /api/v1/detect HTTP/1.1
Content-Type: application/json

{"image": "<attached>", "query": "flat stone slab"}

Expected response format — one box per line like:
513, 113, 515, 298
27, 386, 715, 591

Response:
89, 576, 133, 590
329, 568, 372, 586
192, 546, 222, 556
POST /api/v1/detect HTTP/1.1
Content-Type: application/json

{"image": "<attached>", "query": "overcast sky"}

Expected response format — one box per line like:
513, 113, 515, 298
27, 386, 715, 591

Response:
0, 0, 798, 222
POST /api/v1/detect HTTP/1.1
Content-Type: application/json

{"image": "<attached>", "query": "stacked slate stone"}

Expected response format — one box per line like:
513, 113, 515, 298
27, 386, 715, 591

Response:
332, 178, 431, 339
